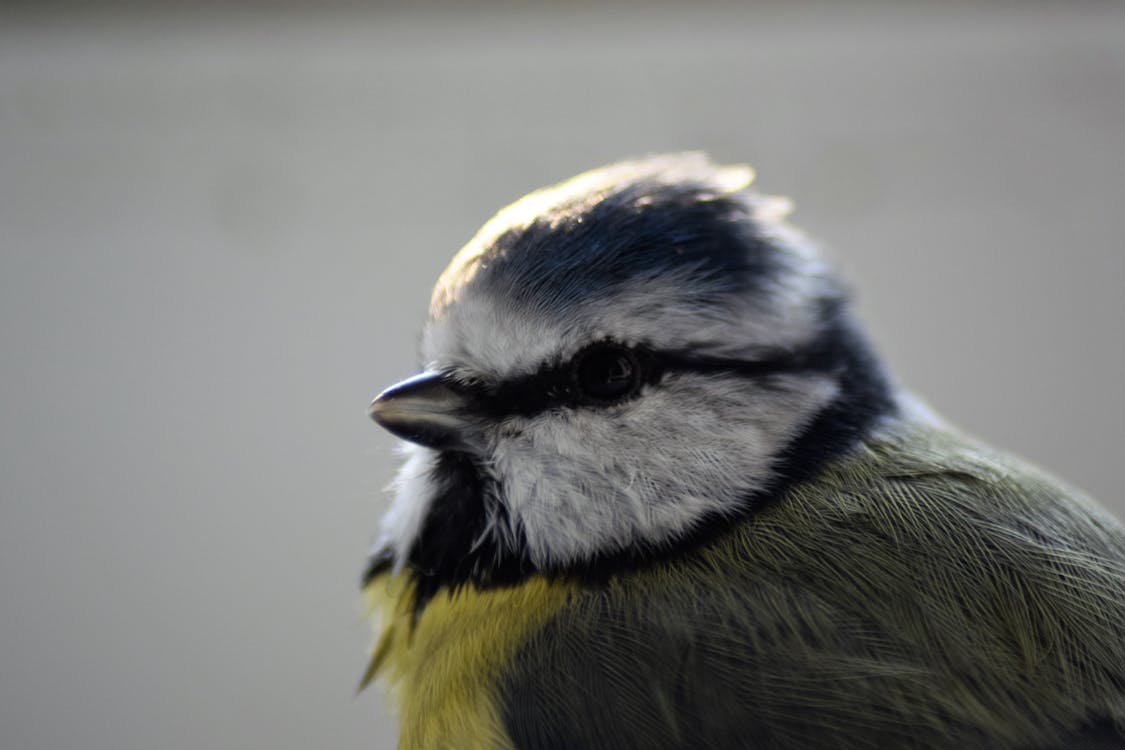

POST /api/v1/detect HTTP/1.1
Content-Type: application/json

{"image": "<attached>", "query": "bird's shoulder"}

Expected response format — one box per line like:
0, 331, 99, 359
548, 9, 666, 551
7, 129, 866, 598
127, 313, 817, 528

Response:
361, 569, 581, 750
497, 416, 1125, 750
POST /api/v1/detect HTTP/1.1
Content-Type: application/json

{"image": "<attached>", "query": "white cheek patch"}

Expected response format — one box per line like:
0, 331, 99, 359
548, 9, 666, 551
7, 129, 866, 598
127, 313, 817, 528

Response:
487, 372, 840, 566
391, 181, 851, 566
374, 444, 438, 567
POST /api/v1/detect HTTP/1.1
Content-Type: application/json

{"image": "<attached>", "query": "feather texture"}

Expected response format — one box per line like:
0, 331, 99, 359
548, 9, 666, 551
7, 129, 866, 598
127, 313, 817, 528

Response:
366, 416, 1125, 749
361, 154, 1125, 749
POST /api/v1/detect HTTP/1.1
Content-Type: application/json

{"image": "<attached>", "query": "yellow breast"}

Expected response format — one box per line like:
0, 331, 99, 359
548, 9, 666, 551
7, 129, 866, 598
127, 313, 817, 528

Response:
362, 572, 577, 750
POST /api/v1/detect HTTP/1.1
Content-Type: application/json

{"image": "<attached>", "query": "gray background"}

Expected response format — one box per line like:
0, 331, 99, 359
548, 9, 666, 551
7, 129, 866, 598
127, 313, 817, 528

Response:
1, 2, 1123, 749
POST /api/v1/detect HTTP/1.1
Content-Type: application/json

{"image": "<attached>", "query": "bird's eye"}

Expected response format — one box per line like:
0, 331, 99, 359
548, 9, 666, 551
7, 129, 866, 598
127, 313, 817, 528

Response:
572, 344, 643, 403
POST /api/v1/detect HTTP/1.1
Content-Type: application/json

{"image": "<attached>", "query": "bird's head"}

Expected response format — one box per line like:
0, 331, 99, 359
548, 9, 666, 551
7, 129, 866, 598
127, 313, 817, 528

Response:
366, 153, 896, 603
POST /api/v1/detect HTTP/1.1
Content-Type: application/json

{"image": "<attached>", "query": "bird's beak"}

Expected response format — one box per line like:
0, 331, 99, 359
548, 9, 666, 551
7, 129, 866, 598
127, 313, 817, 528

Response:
367, 371, 476, 449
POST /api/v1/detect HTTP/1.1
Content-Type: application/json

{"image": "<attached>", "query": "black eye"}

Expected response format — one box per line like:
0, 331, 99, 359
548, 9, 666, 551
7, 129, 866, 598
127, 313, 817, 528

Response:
572, 344, 643, 403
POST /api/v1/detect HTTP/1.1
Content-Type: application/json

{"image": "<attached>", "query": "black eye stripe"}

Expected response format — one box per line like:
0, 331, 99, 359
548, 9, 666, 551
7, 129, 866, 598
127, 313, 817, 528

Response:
658, 347, 837, 379
463, 339, 840, 419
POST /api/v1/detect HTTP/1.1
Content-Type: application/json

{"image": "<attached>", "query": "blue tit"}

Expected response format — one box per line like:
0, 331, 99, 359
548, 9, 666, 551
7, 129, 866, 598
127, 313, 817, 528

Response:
358, 153, 1125, 750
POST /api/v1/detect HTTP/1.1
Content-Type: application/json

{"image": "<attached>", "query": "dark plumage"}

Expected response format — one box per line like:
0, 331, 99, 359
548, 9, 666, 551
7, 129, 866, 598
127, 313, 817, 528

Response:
433, 162, 782, 323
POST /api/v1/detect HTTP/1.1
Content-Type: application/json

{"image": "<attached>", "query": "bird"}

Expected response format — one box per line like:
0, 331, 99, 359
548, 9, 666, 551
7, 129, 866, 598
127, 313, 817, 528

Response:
358, 153, 1125, 750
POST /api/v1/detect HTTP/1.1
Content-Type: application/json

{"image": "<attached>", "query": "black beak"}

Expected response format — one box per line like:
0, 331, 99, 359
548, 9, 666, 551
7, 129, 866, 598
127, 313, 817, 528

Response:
367, 372, 476, 449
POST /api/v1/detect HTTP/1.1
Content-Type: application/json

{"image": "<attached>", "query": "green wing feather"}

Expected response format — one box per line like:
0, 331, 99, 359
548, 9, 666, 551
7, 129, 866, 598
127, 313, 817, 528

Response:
499, 420, 1125, 749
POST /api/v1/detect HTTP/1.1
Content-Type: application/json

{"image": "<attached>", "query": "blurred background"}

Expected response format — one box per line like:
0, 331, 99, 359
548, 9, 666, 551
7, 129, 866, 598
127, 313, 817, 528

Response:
1, 2, 1123, 748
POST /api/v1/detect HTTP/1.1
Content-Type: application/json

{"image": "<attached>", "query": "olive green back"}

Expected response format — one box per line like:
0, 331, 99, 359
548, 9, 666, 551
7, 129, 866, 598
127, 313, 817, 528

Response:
499, 420, 1125, 749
